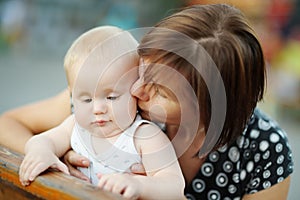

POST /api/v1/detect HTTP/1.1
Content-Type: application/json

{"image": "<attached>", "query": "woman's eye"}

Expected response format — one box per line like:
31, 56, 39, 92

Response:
156, 87, 168, 98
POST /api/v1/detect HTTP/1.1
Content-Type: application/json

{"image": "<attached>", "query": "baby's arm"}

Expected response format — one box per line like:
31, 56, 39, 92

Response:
19, 115, 75, 186
98, 124, 186, 200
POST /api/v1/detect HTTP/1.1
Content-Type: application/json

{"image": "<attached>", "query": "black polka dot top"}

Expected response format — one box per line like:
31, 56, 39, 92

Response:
185, 108, 294, 200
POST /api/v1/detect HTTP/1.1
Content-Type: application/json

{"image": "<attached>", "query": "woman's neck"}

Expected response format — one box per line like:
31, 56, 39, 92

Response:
165, 123, 204, 155
165, 123, 207, 185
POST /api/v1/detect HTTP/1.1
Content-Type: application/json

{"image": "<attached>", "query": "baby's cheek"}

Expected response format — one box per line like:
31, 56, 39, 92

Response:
74, 109, 90, 129
114, 98, 136, 128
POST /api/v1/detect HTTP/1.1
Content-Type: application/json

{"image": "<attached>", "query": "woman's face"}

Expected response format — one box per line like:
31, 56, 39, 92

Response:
131, 58, 199, 127
132, 58, 203, 160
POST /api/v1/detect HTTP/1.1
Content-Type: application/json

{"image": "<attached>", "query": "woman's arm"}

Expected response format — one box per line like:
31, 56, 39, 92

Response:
0, 89, 71, 153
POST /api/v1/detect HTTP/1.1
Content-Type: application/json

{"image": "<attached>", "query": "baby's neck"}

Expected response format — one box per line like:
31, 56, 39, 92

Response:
77, 125, 122, 155
91, 134, 119, 155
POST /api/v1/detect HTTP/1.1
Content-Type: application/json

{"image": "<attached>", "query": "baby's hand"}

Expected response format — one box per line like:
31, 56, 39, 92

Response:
19, 150, 69, 186
97, 173, 141, 200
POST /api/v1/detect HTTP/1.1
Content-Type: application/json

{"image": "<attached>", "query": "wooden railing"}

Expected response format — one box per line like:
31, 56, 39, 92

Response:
0, 145, 124, 200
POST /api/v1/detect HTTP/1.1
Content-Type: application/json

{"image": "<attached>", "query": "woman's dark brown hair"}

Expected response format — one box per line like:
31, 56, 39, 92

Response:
138, 4, 266, 150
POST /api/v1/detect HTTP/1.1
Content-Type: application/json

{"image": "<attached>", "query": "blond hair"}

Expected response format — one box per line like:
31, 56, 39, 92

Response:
64, 26, 124, 89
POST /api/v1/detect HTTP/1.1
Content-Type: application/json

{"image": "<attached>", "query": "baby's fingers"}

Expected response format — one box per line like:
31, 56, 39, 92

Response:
19, 164, 30, 187
123, 187, 139, 200
50, 160, 70, 175
97, 173, 111, 190
19, 158, 37, 186
27, 162, 51, 182
97, 174, 107, 189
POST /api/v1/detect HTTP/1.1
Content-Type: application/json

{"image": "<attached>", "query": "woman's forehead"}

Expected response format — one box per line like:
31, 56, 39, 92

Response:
141, 61, 188, 91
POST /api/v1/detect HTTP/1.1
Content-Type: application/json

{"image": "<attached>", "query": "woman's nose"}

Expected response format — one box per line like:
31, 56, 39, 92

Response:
93, 100, 107, 114
131, 79, 149, 101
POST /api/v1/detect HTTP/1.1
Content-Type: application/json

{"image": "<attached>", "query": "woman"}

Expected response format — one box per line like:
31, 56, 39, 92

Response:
130, 4, 293, 199
0, 4, 293, 199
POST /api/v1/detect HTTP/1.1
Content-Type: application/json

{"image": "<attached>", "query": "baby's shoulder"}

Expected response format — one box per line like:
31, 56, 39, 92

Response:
135, 122, 164, 138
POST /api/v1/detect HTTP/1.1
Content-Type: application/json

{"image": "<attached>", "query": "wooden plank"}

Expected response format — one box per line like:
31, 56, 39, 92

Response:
0, 145, 124, 200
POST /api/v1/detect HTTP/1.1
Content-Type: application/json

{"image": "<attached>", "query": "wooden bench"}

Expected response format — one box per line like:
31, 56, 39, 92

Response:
0, 145, 124, 199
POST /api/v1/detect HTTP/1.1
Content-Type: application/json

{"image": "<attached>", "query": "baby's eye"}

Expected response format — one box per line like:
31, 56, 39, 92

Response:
82, 98, 92, 103
107, 96, 118, 100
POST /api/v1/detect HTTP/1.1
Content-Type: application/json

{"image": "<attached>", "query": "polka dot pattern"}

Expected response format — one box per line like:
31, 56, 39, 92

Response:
185, 109, 294, 200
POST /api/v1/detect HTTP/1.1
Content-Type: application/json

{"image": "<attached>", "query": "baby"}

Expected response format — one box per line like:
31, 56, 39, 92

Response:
19, 26, 185, 200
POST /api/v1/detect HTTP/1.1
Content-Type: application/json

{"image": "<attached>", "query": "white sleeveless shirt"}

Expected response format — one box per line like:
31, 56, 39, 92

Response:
71, 114, 150, 185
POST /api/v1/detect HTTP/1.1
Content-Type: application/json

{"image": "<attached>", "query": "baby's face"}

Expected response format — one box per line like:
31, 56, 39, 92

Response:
72, 53, 139, 137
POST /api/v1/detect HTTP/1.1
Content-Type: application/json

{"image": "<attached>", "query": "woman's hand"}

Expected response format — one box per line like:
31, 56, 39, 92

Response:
63, 152, 145, 181
130, 163, 146, 175
63, 150, 90, 182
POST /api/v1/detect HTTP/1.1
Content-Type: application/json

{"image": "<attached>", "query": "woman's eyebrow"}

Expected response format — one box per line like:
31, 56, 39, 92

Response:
158, 84, 177, 98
